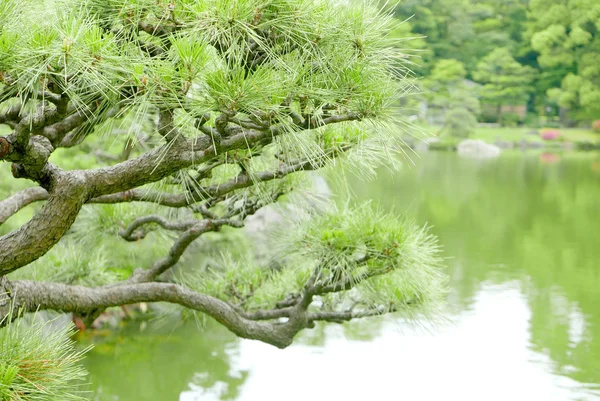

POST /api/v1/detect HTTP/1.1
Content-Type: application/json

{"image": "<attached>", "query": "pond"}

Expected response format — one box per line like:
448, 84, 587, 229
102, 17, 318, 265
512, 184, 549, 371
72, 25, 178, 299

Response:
82, 151, 600, 401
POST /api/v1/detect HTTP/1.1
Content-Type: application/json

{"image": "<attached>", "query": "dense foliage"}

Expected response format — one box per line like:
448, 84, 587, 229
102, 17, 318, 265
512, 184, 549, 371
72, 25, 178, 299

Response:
0, 317, 88, 401
394, 0, 600, 125
0, 0, 446, 398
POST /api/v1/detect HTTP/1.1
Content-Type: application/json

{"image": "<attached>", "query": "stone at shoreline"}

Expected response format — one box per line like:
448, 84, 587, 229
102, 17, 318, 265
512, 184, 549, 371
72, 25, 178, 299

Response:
494, 139, 514, 149
457, 139, 501, 158
413, 137, 440, 152
518, 139, 544, 149
244, 173, 331, 262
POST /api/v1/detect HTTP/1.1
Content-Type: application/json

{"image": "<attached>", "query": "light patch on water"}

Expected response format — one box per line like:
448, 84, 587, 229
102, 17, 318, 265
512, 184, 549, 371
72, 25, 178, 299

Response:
182, 381, 229, 401
180, 281, 599, 401
546, 287, 586, 347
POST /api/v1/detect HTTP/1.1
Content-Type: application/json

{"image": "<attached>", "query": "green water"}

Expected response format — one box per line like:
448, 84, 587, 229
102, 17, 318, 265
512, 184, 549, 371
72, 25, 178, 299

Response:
83, 151, 600, 401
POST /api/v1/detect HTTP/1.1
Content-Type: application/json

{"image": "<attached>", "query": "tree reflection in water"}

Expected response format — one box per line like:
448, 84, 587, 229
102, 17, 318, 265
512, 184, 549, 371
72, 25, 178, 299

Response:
344, 151, 600, 392
82, 318, 247, 401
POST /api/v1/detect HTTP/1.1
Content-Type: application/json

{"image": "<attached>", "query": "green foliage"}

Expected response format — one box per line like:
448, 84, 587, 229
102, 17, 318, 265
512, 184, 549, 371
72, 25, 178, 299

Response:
428, 59, 467, 85
394, 0, 530, 75
1, 0, 416, 281
473, 47, 534, 108
0, 0, 409, 143
525, 0, 600, 119
423, 60, 477, 108
285, 203, 446, 313
421, 58, 480, 125
446, 107, 477, 138
500, 112, 522, 127
0, 317, 89, 401
180, 203, 446, 317
393, 0, 600, 124
0, 0, 445, 397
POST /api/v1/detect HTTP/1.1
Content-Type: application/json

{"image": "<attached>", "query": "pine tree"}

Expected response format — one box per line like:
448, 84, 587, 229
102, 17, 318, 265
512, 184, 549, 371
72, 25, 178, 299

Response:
0, 0, 446, 397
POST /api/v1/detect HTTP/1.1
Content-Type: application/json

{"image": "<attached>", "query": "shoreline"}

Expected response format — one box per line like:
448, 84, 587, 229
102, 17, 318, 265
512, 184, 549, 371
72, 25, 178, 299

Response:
403, 138, 600, 152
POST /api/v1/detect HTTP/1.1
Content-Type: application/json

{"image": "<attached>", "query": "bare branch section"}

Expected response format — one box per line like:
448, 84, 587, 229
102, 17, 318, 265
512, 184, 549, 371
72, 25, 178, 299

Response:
5, 280, 303, 349
0, 104, 21, 128
0, 135, 213, 275
0, 111, 358, 276
0, 187, 48, 225
93, 146, 350, 208
43, 111, 88, 147
119, 214, 196, 241
2, 278, 391, 348
129, 218, 243, 283
0, 171, 89, 276
308, 308, 391, 324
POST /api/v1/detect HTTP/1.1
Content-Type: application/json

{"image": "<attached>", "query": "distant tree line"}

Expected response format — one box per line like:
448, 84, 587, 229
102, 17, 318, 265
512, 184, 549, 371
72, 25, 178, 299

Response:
394, 0, 600, 127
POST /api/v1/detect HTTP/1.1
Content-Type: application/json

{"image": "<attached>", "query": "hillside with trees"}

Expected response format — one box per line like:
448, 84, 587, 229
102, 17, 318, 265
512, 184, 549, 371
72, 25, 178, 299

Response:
394, 0, 600, 127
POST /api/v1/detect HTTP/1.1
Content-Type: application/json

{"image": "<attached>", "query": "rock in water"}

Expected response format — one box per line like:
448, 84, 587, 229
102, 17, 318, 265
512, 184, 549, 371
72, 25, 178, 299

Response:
245, 172, 331, 240
457, 139, 501, 158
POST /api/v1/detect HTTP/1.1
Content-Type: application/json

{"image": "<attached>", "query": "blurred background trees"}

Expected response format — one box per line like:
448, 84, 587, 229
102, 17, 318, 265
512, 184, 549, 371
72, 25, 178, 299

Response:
393, 0, 600, 129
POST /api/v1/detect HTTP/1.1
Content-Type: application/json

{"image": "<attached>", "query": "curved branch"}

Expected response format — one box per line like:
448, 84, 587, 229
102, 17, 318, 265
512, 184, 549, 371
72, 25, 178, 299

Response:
240, 307, 294, 321
0, 104, 21, 127
308, 307, 390, 324
0, 134, 54, 168
7, 280, 303, 349
119, 214, 196, 241
130, 218, 243, 282
43, 112, 88, 147
3, 113, 359, 207
0, 171, 88, 276
82, 135, 213, 198
91, 147, 346, 208
0, 187, 49, 225
0, 114, 361, 276
12, 100, 68, 150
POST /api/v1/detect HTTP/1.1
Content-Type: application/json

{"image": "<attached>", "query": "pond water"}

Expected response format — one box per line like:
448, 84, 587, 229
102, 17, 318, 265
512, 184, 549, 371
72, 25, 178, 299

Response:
82, 151, 600, 401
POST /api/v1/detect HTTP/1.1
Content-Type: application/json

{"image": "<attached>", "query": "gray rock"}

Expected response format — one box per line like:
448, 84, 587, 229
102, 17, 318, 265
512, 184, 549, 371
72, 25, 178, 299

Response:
412, 137, 440, 152
457, 140, 501, 158
244, 173, 332, 262
494, 140, 514, 149
518, 140, 544, 149
244, 173, 331, 235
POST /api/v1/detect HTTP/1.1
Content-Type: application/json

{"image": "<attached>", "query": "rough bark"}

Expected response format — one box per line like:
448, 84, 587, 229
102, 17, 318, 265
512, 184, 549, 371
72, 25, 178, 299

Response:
0, 171, 89, 276
0, 277, 389, 348
0, 187, 48, 225
4, 280, 304, 348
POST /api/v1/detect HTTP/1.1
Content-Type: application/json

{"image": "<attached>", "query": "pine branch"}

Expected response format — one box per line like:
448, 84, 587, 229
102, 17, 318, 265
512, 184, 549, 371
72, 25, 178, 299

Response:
308, 307, 392, 324
129, 218, 244, 282
0, 187, 48, 225
4, 279, 303, 349
42, 112, 89, 147
118, 214, 197, 241
0, 104, 21, 128
0, 170, 89, 276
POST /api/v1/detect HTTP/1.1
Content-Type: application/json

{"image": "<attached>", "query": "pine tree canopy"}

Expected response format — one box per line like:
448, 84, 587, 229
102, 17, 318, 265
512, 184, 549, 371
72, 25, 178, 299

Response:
0, 0, 446, 398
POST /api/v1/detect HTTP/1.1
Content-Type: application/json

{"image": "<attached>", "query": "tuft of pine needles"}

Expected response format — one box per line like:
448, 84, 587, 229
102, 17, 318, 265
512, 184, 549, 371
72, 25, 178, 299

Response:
0, 314, 90, 401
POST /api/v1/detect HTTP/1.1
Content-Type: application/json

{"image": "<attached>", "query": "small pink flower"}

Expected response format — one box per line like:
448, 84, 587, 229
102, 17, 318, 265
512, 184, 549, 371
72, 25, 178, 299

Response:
540, 129, 560, 141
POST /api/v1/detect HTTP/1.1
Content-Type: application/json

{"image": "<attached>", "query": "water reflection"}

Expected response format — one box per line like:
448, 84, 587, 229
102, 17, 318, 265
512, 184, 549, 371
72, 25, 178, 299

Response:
84, 151, 600, 400
81, 321, 248, 400
344, 151, 600, 396
217, 282, 592, 401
